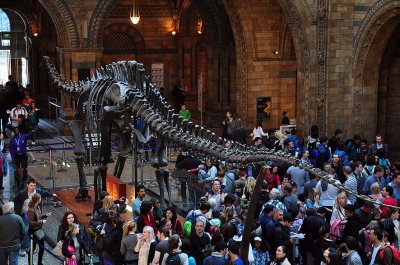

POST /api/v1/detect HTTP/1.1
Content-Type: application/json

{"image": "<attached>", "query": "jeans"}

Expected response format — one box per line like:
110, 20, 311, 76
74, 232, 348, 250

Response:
0, 244, 21, 265
21, 213, 30, 252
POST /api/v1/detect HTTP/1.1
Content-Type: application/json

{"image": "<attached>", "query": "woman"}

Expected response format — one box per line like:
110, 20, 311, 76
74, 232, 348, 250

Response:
134, 226, 157, 265
161, 234, 189, 265
57, 211, 78, 242
136, 201, 157, 233
329, 192, 348, 241
311, 227, 336, 265
299, 150, 311, 164
62, 223, 90, 265
161, 218, 174, 236
264, 164, 281, 191
150, 197, 163, 223
120, 220, 139, 265
250, 120, 268, 141
27, 101, 39, 144
28, 193, 50, 265
270, 246, 291, 265
165, 207, 183, 236
322, 247, 344, 265
252, 237, 269, 265
305, 188, 322, 211
222, 111, 235, 140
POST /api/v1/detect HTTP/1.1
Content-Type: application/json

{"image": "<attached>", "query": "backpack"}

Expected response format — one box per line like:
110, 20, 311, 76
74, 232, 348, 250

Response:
183, 211, 202, 237
379, 245, 400, 265
315, 145, 329, 169
166, 252, 182, 265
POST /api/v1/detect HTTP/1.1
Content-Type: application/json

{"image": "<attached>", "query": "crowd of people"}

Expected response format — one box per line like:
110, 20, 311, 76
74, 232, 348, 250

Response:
2, 101, 400, 265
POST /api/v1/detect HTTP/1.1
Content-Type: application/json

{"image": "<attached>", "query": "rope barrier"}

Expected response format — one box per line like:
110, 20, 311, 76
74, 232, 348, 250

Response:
29, 235, 65, 262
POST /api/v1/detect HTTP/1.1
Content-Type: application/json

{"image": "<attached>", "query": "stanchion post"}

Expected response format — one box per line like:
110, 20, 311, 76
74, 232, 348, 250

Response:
140, 153, 144, 184
58, 139, 67, 172
49, 149, 55, 190
89, 145, 92, 174
29, 236, 34, 265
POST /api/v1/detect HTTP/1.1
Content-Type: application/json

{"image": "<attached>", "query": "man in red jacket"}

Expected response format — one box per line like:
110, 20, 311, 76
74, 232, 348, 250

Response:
381, 185, 398, 219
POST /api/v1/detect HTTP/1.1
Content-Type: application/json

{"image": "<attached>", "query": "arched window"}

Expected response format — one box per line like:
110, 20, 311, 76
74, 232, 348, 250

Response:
0, 9, 11, 46
0, 9, 10, 84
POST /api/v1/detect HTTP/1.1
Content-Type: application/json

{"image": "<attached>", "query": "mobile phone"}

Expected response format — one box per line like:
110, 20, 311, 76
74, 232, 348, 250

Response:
41, 215, 48, 219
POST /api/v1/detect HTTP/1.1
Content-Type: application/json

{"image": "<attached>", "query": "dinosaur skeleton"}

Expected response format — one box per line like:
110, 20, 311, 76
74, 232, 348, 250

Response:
42, 57, 398, 211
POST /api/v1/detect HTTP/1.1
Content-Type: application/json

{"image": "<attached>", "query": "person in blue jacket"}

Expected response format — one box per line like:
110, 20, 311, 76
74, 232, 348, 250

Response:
10, 127, 33, 188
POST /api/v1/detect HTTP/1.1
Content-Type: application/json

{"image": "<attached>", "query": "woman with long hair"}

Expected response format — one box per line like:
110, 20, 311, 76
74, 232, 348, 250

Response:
250, 120, 268, 141
264, 164, 281, 191
270, 245, 291, 265
120, 221, 139, 265
57, 211, 79, 242
305, 188, 322, 211
134, 226, 157, 265
27, 101, 39, 144
137, 201, 157, 233
28, 193, 49, 265
62, 223, 90, 265
164, 207, 183, 236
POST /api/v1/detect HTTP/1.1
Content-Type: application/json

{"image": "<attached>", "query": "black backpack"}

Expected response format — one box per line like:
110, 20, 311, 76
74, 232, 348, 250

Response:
166, 252, 181, 265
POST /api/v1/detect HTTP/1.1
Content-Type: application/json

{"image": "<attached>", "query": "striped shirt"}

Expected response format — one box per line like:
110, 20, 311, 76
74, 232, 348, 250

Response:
343, 176, 358, 204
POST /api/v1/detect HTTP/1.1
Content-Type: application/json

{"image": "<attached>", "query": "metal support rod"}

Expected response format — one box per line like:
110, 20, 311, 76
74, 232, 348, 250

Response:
89, 144, 92, 174
134, 136, 138, 191
29, 237, 33, 265
57, 139, 67, 172
49, 149, 55, 190
140, 154, 144, 184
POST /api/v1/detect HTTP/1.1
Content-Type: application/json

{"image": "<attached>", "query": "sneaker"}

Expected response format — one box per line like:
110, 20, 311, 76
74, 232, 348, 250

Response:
32, 141, 36, 145
20, 250, 26, 257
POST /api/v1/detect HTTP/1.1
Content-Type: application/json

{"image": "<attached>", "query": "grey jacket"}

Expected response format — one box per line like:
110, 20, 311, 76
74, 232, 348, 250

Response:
0, 213, 25, 247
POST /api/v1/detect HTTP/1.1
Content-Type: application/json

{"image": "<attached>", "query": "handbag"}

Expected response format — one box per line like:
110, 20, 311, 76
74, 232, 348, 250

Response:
52, 240, 65, 260
33, 229, 45, 240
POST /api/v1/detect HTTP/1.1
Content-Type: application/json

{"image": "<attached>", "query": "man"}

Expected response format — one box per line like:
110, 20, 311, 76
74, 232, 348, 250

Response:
330, 154, 344, 183
382, 208, 399, 246
343, 236, 362, 265
368, 229, 392, 265
328, 128, 342, 153
260, 188, 287, 214
261, 207, 283, 248
313, 136, 331, 169
228, 241, 244, 265
185, 201, 210, 226
203, 241, 227, 265
13, 178, 54, 257
359, 139, 369, 162
0, 202, 25, 265
189, 220, 211, 265
10, 127, 33, 188
283, 139, 295, 156
264, 129, 280, 150
343, 166, 358, 204
253, 137, 265, 149
282, 183, 298, 219
299, 207, 329, 265
303, 174, 319, 198
151, 227, 169, 265
0, 148, 8, 190
286, 128, 300, 150
354, 201, 374, 229
380, 186, 398, 219
286, 164, 309, 195
368, 134, 389, 158
363, 166, 384, 195
388, 172, 400, 202
352, 161, 366, 195
341, 204, 360, 240
271, 213, 295, 261
132, 184, 146, 221
176, 151, 202, 204
10, 102, 28, 131
178, 104, 191, 121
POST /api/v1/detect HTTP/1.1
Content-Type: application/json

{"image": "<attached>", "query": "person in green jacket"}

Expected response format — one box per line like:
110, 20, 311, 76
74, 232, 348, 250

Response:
179, 105, 191, 120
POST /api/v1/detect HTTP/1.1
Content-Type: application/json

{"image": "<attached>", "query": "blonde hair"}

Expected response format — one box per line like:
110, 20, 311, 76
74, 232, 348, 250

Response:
370, 182, 381, 195
334, 191, 347, 208
123, 220, 136, 237
102, 195, 114, 211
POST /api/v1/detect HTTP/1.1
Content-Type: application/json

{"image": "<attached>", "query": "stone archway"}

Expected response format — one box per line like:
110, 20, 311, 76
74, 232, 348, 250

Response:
102, 23, 146, 65
37, 0, 80, 48
353, 1, 400, 142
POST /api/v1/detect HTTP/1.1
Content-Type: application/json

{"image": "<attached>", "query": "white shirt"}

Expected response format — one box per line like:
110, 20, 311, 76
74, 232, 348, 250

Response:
369, 244, 381, 265
251, 127, 268, 140
11, 107, 28, 127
